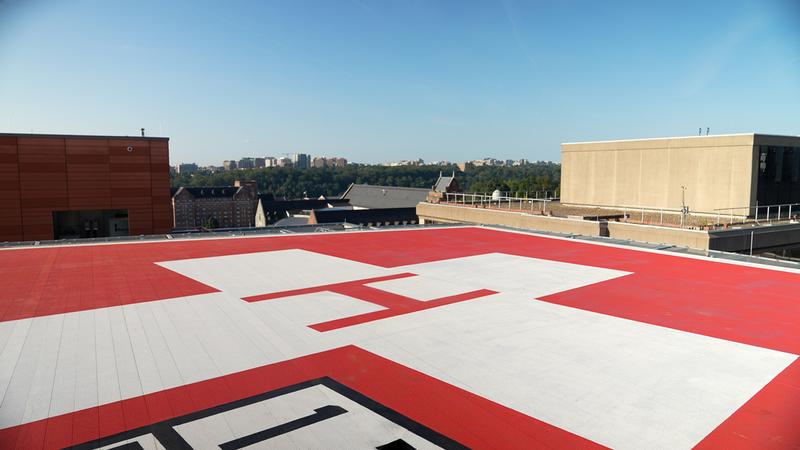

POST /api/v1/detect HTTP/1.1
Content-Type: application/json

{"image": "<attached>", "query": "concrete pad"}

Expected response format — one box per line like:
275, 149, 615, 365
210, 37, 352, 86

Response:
157, 249, 396, 298
248, 291, 385, 327
396, 252, 631, 298
3, 227, 800, 449
366, 275, 479, 301
349, 293, 796, 450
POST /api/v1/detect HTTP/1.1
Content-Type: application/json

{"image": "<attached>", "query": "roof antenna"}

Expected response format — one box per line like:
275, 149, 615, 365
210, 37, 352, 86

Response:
141, 128, 145, 137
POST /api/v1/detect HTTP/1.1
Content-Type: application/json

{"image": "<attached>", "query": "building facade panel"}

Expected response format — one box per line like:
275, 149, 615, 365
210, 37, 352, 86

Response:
65, 153, 110, 164
561, 134, 766, 213
0, 187, 22, 241
0, 133, 172, 242
69, 197, 113, 210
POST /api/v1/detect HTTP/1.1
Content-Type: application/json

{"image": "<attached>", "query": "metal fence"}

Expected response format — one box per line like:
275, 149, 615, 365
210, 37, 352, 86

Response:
571, 203, 694, 227
598, 202, 800, 227
441, 193, 800, 229
714, 202, 800, 224
488, 190, 559, 200
443, 192, 553, 214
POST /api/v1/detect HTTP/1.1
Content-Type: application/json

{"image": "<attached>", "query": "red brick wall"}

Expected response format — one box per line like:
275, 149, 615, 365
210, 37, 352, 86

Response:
0, 136, 22, 241
0, 134, 173, 242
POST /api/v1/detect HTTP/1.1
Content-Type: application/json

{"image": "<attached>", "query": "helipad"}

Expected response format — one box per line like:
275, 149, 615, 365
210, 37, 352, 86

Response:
0, 226, 798, 449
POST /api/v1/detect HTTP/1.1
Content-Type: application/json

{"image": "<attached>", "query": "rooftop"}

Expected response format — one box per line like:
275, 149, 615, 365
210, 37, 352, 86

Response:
562, 132, 799, 145
0, 132, 169, 141
259, 198, 351, 211
433, 172, 456, 193
341, 183, 430, 209
0, 226, 798, 449
311, 207, 417, 225
175, 186, 243, 198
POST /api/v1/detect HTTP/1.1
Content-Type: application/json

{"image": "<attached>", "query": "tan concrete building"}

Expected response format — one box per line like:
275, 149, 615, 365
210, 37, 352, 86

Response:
560, 133, 800, 214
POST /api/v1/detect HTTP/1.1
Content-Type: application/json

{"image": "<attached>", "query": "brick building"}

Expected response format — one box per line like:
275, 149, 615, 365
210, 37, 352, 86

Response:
0, 133, 172, 242
172, 181, 258, 229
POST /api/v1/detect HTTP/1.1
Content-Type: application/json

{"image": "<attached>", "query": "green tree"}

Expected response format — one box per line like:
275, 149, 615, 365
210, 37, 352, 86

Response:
171, 163, 561, 199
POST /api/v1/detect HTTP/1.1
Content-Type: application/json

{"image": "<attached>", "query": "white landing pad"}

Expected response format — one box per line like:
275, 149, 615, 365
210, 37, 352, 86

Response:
157, 249, 397, 298
2, 249, 794, 450
346, 293, 795, 450
393, 252, 632, 298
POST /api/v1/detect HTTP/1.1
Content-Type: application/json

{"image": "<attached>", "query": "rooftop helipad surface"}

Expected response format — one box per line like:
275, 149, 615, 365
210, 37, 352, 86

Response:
0, 226, 798, 449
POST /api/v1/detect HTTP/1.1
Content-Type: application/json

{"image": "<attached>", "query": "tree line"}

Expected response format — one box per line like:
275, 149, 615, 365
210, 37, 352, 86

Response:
171, 163, 561, 199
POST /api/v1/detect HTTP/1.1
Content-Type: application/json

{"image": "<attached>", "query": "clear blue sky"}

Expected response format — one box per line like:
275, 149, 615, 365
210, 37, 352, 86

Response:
1, 0, 798, 165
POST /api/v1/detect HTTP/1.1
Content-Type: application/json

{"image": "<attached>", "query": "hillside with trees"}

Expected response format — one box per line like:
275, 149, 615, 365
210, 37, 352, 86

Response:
171, 163, 561, 199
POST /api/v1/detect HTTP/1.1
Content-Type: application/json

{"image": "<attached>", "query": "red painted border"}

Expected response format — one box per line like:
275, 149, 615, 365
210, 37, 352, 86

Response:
694, 358, 800, 449
2, 227, 800, 447
0, 346, 604, 450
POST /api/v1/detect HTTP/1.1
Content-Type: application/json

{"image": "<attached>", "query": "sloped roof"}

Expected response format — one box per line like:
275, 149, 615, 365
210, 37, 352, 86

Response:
341, 184, 429, 209
272, 216, 311, 227
176, 186, 241, 198
311, 207, 417, 225
434, 175, 455, 192
259, 198, 350, 213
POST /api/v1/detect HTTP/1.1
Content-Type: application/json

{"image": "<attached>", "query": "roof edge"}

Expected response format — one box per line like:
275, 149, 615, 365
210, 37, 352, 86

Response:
561, 133, 758, 146
346, 183, 430, 192
341, 182, 355, 199
0, 132, 169, 141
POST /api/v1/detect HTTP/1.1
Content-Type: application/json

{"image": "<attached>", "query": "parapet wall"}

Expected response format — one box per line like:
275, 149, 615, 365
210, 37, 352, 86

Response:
416, 203, 603, 236
417, 203, 712, 251
606, 222, 710, 250
418, 201, 800, 254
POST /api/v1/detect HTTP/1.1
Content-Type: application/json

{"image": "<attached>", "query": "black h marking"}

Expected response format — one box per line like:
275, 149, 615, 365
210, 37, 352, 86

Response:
377, 438, 417, 449
218, 405, 347, 450
150, 423, 193, 450
64, 377, 466, 450
108, 443, 145, 450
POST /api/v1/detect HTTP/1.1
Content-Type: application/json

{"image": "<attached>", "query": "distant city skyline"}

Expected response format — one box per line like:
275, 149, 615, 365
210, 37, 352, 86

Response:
173, 153, 546, 172
1, 0, 798, 165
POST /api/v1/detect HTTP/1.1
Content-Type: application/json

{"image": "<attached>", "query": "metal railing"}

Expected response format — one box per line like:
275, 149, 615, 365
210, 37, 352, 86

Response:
441, 196, 725, 229
571, 203, 692, 227
440, 194, 800, 230
569, 202, 800, 228
488, 189, 559, 200
616, 205, 685, 226
444, 192, 552, 214
714, 202, 800, 224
